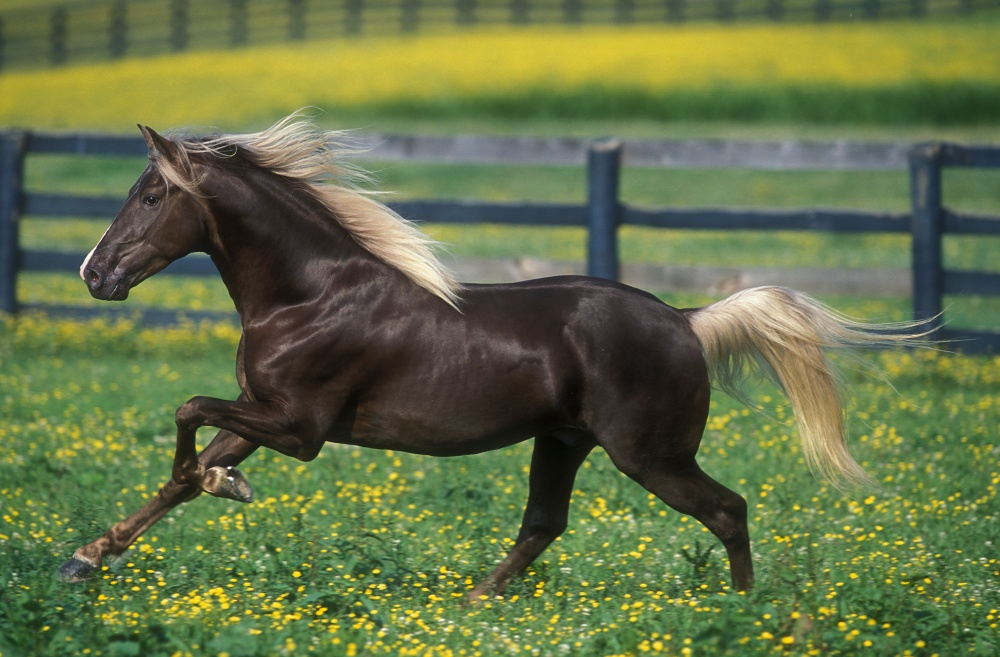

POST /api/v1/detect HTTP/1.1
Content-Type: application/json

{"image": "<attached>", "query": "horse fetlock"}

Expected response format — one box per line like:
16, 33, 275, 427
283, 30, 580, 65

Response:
172, 460, 205, 487
202, 466, 254, 503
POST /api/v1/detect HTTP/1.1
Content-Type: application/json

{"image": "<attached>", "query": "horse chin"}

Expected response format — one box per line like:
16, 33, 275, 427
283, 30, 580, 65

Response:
106, 285, 131, 302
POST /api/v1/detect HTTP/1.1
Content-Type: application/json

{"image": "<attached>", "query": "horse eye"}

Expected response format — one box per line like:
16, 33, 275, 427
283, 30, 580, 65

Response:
142, 194, 160, 207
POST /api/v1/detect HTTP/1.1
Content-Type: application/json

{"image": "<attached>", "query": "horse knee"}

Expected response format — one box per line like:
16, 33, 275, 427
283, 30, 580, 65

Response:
175, 397, 207, 431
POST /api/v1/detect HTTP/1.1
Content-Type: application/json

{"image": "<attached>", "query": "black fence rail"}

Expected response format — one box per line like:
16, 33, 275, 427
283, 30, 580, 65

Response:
1, 130, 998, 352
3, 0, 999, 71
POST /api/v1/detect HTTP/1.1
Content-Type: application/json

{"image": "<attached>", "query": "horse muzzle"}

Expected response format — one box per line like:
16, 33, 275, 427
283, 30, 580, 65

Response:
83, 262, 132, 301
81, 246, 138, 301
82, 245, 173, 301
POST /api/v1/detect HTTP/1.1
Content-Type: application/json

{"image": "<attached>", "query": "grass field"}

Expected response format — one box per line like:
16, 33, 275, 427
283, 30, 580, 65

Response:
1, 311, 998, 657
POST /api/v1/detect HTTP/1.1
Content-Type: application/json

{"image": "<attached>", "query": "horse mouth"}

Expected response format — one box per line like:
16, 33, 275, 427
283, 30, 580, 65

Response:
104, 281, 131, 301
88, 277, 131, 301
84, 265, 132, 301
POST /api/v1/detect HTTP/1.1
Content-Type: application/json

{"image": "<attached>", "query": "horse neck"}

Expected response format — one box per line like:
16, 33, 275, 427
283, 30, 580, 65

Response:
200, 166, 393, 321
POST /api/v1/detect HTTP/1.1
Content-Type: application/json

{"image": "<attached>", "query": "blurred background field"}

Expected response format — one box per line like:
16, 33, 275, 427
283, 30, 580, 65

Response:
2, 4, 1000, 657
3, 17, 1000, 132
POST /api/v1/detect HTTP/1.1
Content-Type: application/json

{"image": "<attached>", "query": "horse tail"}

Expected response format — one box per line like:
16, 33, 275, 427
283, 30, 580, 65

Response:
683, 286, 926, 491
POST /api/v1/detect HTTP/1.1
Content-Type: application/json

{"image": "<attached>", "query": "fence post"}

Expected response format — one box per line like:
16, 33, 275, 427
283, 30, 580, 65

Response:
510, 0, 530, 23
456, 0, 476, 25
564, 0, 584, 23
230, 0, 248, 46
0, 131, 26, 315
0, 17, 5, 72
50, 7, 67, 65
586, 139, 622, 281
909, 143, 944, 342
401, 0, 421, 32
170, 0, 188, 51
109, 1, 127, 59
666, 0, 686, 21
288, 0, 306, 40
346, 0, 363, 34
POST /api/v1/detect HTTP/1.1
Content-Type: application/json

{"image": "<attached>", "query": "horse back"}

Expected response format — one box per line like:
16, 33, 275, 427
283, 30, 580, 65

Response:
457, 275, 710, 430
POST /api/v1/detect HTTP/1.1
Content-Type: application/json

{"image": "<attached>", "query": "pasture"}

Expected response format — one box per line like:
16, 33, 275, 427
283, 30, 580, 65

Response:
1, 309, 998, 656
1, 15, 999, 657
4, 148, 1000, 654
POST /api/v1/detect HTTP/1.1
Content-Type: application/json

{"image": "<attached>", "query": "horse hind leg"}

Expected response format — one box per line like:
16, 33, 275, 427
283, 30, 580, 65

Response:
614, 453, 753, 591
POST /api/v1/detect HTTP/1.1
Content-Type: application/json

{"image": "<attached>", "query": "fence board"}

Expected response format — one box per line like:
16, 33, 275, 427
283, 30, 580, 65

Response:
26, 134, 148, 157
942, 270, 1000, 297
623, 207, 911, 232
24, 193, 124, 218
22, 249, 218, 277
939, 144, 1000, 168
942, 328, 1000, 353
20, 250, 83, 272
390, 200, 584, 226
943, 211, 1000, 235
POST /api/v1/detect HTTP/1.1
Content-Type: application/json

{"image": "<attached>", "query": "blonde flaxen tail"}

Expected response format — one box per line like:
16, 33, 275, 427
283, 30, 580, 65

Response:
685, 286, 927, 491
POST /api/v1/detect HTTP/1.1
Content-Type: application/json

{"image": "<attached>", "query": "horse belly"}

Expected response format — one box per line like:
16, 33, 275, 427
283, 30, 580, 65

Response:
345, 365, 578, 457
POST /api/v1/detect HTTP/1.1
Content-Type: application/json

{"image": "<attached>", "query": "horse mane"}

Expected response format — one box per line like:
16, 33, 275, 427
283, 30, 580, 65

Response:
153, 113, 463, 310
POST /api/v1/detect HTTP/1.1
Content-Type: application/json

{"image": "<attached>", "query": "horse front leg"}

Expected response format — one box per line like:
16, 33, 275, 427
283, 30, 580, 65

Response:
59, 429, 257, 582
171, 396, 318, 489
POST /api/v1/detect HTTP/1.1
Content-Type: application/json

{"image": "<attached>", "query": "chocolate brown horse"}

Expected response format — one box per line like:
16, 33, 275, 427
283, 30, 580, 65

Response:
61, 114, 919, 600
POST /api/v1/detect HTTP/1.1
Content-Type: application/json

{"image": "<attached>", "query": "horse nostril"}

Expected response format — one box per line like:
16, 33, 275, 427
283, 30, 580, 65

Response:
85, 267, 101, 286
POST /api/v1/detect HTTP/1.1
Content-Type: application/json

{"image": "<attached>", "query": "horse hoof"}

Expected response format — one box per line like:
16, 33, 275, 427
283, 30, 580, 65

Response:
58, 556, 97, 583
202, 466, 254, 503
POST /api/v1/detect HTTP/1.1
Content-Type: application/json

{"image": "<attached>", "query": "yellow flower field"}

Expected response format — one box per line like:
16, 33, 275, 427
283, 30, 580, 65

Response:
1, 20, 998, 130
1, 314, 998, 656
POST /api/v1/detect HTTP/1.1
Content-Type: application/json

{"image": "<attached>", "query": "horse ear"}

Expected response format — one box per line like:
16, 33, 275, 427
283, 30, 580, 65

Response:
138, 124, 182, 166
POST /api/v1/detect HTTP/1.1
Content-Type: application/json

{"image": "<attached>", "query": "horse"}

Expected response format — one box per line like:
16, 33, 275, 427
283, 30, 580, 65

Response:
60, 114, 921, 601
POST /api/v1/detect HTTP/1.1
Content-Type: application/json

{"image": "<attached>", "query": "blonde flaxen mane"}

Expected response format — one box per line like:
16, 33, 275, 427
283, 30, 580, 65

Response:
151, 113, 463, 310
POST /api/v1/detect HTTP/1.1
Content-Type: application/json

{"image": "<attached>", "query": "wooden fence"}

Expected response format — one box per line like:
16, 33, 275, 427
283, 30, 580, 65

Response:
3, 0, 999, 71
1, 130, 998, 351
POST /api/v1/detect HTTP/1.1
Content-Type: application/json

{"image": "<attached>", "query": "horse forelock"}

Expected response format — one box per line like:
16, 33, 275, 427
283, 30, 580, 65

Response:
162, 114, 463, 310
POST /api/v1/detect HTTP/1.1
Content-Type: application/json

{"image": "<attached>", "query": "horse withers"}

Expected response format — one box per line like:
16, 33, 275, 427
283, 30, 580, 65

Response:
60, 114, 924, 601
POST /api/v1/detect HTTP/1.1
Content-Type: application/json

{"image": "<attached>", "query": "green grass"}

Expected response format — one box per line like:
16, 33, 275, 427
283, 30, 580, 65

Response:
1, 313, 998, 657
334, 80, 1000, 127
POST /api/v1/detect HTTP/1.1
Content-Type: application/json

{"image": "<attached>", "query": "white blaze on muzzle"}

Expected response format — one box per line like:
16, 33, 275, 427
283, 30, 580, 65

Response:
79, 225, 111, 280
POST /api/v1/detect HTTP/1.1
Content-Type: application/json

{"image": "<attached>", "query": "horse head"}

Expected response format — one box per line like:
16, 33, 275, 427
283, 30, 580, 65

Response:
81, 125, 212, 301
